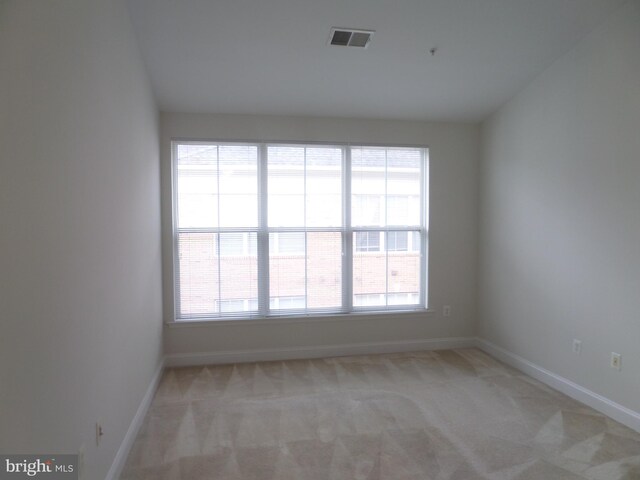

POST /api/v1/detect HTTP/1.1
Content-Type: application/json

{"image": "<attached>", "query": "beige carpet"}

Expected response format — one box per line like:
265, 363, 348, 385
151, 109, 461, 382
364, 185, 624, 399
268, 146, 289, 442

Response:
120, 349, 640, 479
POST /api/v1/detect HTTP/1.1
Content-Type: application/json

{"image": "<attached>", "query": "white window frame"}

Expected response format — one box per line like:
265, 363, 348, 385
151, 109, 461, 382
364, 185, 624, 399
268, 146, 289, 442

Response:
171, 140, 429, 321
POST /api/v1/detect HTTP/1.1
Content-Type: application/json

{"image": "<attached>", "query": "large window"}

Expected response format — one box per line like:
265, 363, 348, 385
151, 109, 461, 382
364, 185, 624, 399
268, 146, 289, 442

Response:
173, 142, 428, 320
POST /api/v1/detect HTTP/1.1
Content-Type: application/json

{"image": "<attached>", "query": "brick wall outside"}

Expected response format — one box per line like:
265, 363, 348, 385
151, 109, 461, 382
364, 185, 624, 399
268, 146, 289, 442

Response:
178, 231, 420, 316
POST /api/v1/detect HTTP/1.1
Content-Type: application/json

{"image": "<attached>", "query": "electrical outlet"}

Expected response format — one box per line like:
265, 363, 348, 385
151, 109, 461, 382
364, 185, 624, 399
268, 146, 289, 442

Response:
611, 352, 621, 371
572, 339, 582, 355
443, 305, 451, 317
96, 422, 104, 446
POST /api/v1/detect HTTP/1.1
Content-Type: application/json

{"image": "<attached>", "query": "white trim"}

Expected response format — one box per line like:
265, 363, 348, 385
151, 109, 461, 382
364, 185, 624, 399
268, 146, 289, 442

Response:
475, 338, 640, 433
165, 337, 475, 367
105, 359, 165, 480
167, 308, 436, 327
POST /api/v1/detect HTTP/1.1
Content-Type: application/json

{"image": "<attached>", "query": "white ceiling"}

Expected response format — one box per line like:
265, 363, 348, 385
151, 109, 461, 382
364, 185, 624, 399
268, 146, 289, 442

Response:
127, 0, 626, 121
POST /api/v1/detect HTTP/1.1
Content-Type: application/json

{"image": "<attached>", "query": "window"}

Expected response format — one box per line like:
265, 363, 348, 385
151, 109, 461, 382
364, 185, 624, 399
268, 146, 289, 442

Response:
352, 195, 382, 226
353, 292, 419, 307
219, 232, 257, 256
270, 296, 306, 310
173, 142, 428, 320
354, 231, 421, 253
388, 292, 419, 305
353, 293, 385, 307
270, 232, 305, 255
217, 298, 257, 312
387, 231, 408, 252
355, 231, 381, 252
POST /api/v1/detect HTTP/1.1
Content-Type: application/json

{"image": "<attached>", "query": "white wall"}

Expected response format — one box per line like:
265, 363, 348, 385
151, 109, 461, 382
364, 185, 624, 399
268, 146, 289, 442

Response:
161, 113, 480, 357
0, 1, 163, 478
480, 0, 640, 413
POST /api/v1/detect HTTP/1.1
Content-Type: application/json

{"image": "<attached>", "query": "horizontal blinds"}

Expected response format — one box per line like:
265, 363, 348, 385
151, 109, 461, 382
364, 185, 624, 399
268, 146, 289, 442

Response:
173, 141, 428, 320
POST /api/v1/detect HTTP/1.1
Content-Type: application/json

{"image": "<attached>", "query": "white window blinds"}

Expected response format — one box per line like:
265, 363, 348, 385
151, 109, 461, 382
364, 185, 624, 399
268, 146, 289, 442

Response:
173, 141, 428, 320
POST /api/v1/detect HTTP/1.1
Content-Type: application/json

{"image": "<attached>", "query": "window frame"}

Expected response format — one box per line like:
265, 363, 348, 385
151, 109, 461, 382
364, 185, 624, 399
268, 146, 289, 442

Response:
171, 139, 429, 322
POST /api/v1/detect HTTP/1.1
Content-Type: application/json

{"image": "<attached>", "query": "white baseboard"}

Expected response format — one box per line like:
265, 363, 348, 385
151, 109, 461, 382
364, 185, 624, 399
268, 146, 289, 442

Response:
105, 358, 165, 480
165, 337, 476, 367
475, 338, 640, 433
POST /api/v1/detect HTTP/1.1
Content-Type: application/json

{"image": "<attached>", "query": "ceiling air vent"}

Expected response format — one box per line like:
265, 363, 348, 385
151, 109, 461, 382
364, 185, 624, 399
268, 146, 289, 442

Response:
329, 28, 374, 48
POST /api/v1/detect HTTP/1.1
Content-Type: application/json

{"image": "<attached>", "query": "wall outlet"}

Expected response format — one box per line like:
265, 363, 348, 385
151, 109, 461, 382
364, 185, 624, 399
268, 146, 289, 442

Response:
443, 305, 451, 317
96, 421, 104, 446
572, 339, 582, 355
610, 352, 622, 371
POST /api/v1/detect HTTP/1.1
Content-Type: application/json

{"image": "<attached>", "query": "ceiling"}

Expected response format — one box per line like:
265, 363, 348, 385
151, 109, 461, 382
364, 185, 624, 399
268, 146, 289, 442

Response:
127, 0, 626, 121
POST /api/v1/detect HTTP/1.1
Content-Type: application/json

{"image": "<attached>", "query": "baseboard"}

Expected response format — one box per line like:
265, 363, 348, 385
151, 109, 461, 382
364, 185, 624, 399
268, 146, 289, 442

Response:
165, 337, 476, 367
105, 358, 165, 480
475, 338, 640, 433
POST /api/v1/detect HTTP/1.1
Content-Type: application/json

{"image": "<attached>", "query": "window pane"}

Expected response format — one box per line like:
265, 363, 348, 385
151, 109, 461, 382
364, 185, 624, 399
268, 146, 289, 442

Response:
352, 147, 422, 227
270, 296, 305, 309
353, 232, 386, 303
271, 232, 305, 255
269, 146, 343, 228
306, 147, 342, 227
307, 232, 342, 309
387, 149, 421, 226
388, 293, 419, 306
410, 231, 421, 252
388, 233, 420, 305
268, 146, 305, 227
355, 231, 381, 252
352, 148, 385, 227
176, 144, 218, 228
218, 145, 258, 227
352, 195, 382, 227
353, 230, 421, 308
269, 232, 306, 308
219, 233, 258, 313
219, 299, 245, 313
177, 232, 218, 317
387, 195, 421, 227
354, 293, 385, 307
387, 231, 408, 252
218, 232, 244, 256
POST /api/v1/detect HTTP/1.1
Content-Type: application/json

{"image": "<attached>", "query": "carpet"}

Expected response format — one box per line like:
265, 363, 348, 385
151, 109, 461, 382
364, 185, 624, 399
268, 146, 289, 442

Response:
120, 348, 640, 479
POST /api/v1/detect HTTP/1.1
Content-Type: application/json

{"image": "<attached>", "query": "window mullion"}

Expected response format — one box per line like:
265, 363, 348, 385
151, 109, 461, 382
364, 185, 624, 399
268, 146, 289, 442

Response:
216, 147, 222, 314
304, 148, 308, 310
172, 142, 182, 319
420, 149, 428, 309
343, 146, 353, 313
258, 144, 270, 316
384, 149, 389, 307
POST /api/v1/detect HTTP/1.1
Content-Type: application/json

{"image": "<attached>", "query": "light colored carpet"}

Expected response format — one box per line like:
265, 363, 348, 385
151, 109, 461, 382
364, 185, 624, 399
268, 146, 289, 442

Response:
120, 348, 640, 479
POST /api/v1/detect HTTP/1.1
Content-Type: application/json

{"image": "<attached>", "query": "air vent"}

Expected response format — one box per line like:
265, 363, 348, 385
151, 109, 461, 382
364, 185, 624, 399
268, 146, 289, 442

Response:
329, 28, 374, 48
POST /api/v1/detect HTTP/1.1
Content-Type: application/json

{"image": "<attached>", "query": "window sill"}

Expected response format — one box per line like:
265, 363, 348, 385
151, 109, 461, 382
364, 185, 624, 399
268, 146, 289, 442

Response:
166, 308, 436, 328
